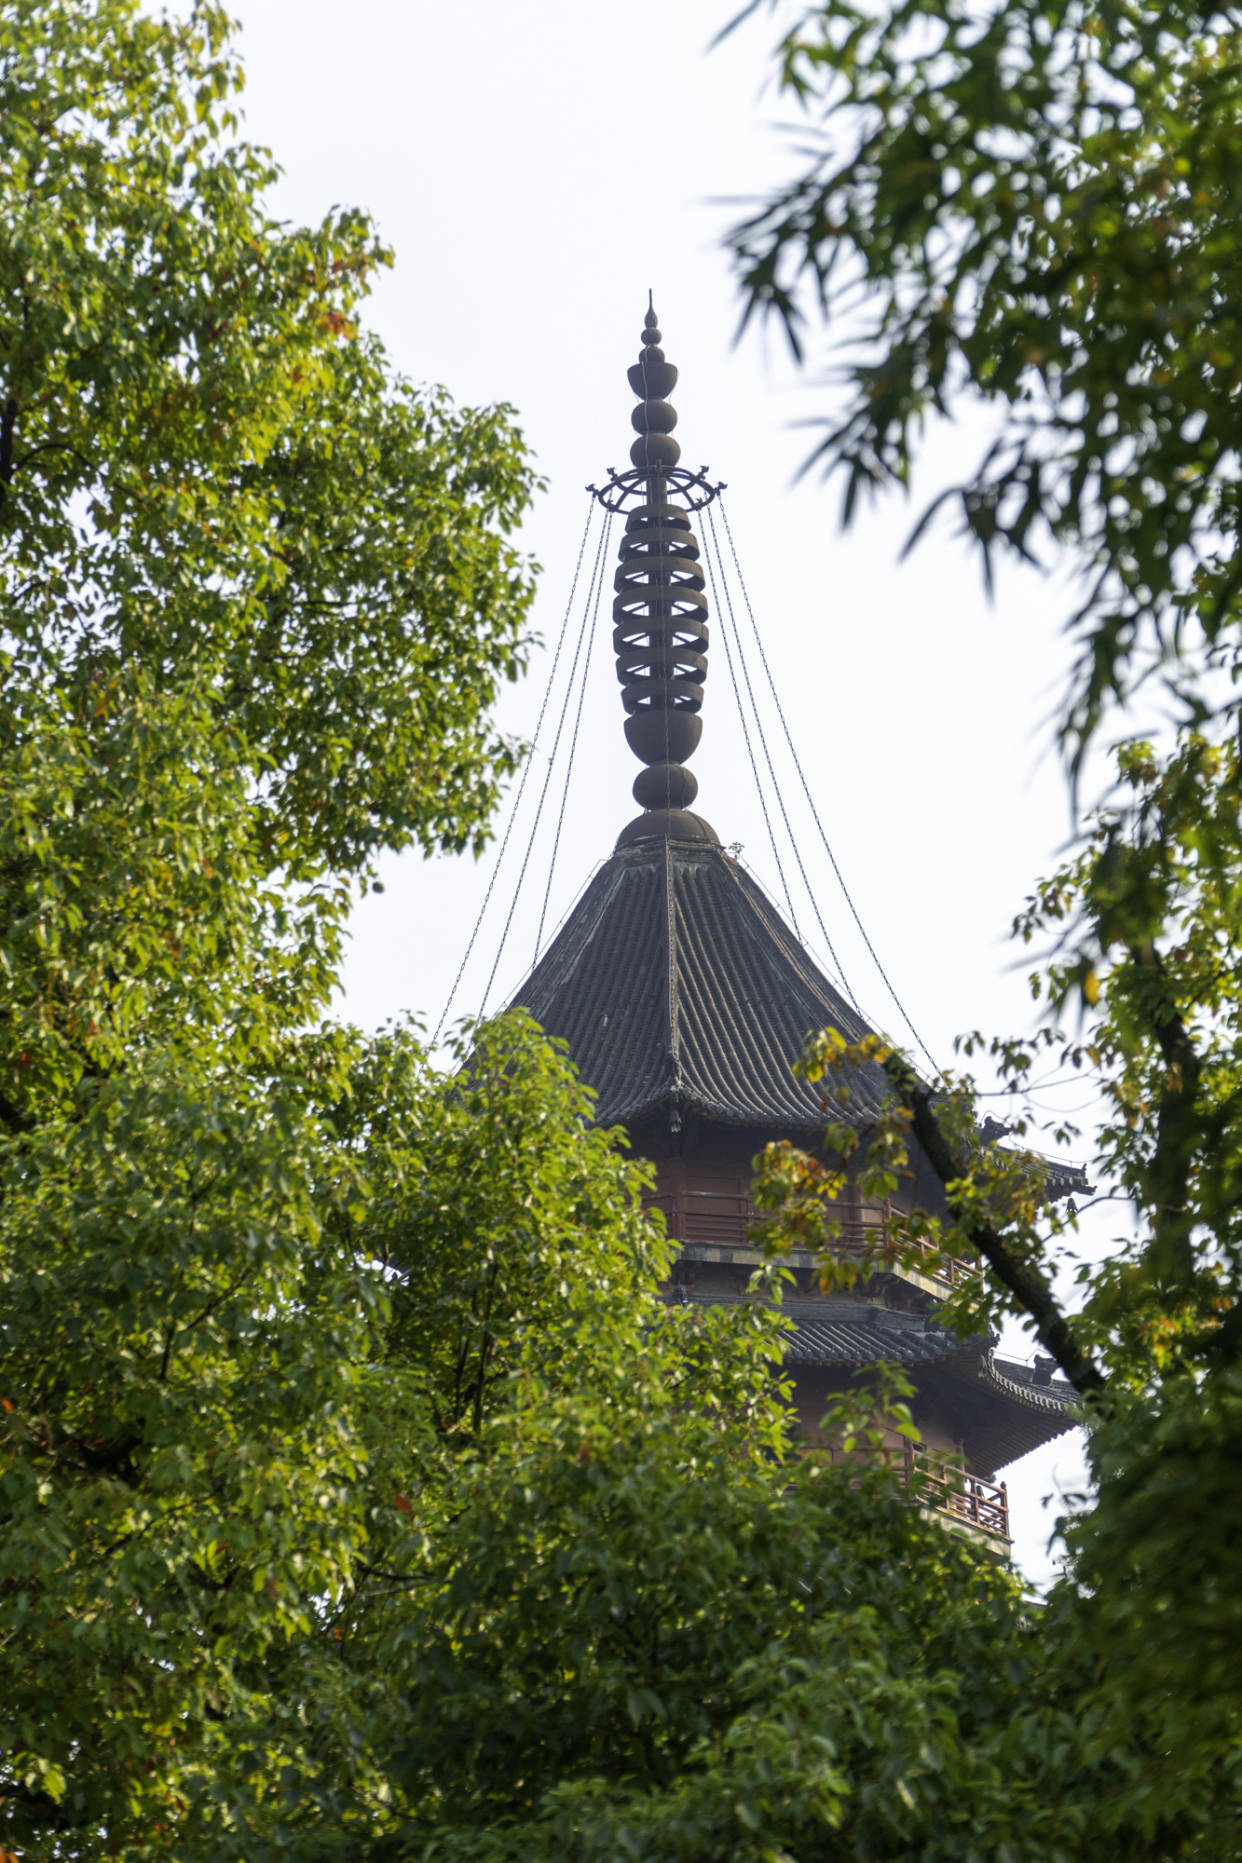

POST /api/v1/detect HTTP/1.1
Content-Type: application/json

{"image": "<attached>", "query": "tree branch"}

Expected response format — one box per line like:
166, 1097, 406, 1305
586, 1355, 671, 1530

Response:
0, 393, 17, 496
1132, 941, 1200, 1289
13, 437, 92, 476
883, 1055, 1107, 1400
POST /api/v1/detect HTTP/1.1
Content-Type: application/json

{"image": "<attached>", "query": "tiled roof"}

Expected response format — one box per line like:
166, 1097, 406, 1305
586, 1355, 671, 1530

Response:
984, 1354, 1079, 1414
1039, 1157, 1092, 1199
679, 1293, 1079, 1460
782, 1303, 968, 1368
685, 1293, 972, 1366
515, 837, 882, 1131
514, 833, 1089, 1206
784, 1306, 1079, 1422
979, 1118, 1091, 1200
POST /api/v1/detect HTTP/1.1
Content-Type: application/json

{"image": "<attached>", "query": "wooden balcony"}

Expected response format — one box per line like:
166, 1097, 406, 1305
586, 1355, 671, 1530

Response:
814, 1441, 1010, 1546
829, 1215, 980, 1291
646, 1179, 979, 1291
903, 1443, 1009, 1543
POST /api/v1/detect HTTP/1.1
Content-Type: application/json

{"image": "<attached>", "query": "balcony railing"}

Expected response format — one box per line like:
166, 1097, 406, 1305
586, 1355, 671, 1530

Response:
816, 1441, 1011, 1544
827, 1215, 980, 1290
647, 1186, 979, 1290
903, 1443, 1009, 1541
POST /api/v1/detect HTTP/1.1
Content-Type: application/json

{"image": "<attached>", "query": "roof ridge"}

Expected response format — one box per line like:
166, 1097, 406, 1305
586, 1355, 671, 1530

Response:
520, 857, 629, 1001
664, 836, 682, 1096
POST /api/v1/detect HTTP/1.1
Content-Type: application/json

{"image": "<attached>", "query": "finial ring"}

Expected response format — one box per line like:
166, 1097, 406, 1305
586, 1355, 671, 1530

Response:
586, 464, 726, 513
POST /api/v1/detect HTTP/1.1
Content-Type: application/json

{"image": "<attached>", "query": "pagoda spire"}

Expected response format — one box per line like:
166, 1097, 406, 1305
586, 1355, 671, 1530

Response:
590, 299, 724, 849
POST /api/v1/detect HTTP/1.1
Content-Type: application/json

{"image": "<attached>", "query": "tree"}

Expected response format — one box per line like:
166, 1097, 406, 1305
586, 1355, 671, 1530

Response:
8, 0, 1241, 1855
297, 1014, 798, 1859
724, 0, 1242, 762
0, 1, 540, 1852
369, 1412, 1083, 1863
713, 0, 1242, 1843
351, 1026, 1238, 1863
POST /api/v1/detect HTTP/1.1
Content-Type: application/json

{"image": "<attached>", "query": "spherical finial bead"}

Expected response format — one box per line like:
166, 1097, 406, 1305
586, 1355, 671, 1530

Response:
631, 399, 678, 436
633, 762, 699, 809
628, 357, 676, 398
629, 432, 681, 468
625, 710, 702, 764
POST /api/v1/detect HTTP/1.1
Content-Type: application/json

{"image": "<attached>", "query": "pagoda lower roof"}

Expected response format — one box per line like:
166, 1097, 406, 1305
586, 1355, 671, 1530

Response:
779, 1300, 973, 1368
685, 1293, 1080, 1471
515, 836, 881, 1131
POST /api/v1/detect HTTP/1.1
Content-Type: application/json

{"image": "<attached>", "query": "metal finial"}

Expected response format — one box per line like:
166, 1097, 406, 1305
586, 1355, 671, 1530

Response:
606, 300, 716, 847
581, 299, 727, 844
586, 299, 723, 515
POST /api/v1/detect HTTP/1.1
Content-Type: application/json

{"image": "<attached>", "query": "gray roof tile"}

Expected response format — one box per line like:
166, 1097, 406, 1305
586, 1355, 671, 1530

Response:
516, 837, 882, 1130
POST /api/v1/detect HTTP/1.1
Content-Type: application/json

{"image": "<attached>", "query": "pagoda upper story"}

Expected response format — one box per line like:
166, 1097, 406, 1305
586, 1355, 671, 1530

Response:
507, 300, 1083, 1531
522, 299, 891, 1138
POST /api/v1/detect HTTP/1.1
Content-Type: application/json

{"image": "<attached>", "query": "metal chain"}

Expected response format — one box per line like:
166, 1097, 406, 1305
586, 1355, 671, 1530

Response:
707, 506, 860, 996
717, 496, 938, 1071
534, 511, 613, 963
700, 515, 803, 937
478, 505, 612, 1018
431, 499, 597, 1050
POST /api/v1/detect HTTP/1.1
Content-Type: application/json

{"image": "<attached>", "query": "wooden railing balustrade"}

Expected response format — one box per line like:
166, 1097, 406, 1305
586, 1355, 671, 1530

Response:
902, 1443, 1009, 1541
816, 1441, 1011, 1544
647, 1184, 980, 1289
827, 1214, 980, 1290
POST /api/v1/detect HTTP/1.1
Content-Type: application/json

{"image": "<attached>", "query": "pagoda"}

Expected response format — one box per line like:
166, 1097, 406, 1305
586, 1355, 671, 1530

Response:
511, 301, 1080, 1544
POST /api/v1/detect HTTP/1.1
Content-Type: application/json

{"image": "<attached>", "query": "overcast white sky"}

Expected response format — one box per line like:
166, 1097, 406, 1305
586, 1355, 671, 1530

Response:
221, 0, 1102, 1583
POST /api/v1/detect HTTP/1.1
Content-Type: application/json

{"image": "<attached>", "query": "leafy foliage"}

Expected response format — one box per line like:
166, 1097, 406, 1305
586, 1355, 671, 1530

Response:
1, 0, 537, 889
10, 0, 1242, 1855
0, 1, 541, 1852
736, 738, 1242, 1840
373, 1447, 1085, 1863
725, 0, 1242, 760
717, 0, 1242, 1841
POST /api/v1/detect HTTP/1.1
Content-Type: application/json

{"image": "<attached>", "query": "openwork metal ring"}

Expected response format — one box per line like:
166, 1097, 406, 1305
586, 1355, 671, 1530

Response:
586, 463, 726, 513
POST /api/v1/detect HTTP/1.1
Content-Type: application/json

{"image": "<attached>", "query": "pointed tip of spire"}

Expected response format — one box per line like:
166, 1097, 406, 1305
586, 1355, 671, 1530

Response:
628, 290, 678, 466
